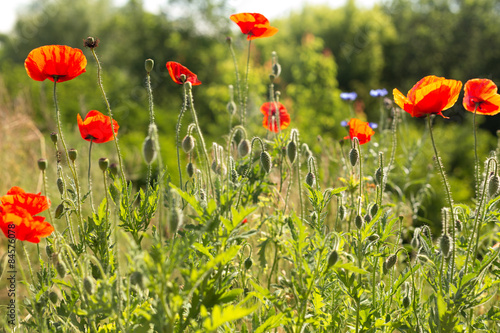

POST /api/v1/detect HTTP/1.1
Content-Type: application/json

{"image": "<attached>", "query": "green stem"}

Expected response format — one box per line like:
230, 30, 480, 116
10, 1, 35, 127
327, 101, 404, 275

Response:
88, 139, 95, 213
176, 84, 188, 190
228, 42, 243, 112
473, 104, 479, 197
242, 40, 252, 127
427, 115, 456, 279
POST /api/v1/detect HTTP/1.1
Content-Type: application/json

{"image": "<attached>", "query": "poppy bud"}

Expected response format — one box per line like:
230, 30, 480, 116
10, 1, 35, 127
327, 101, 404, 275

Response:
216, 163, 227, 176
55, 203, 64, 219
367, 234, 379, 242
38, 158, 47, 171
402, 295, 410, 308
260, 151, 272, 174
417, 254, 430, 263
68, 148, 78, 162
169, 208, 183, 234
339, 205, 346, 220
355, 215, 364, 229
199, 189, 206, 202
182, 135, 195, 153
311, 211, 318, 223
83, 276, 95, 295
305, 172, 315, 187
489, 174, 500, 197
50, 132, 58, 144
349, 148, 359, 166
46, 245, 54, 257
364, 213, 372, 223
383, 253, 398, 274
130, 271, 144, 289
411, 236, 420, 249
211, 160, 218, 173
327, 250, 338, 267
370, 203, 379, 216
56, 259, 67, 278
440, 233, 451, 258
238, 139, 251, 157
142, 136, 157, 165
244, 257, 253, 270
272, 63, 281, 78
186, 162, 195, 178
375, 167, 383, 185
56, 178, 64, 195
287, 140, 297, 164
227, 101, 237, 115
49, 291, 59, 304
83, 36, 99, 49
226, 36, 232, 45
145, 59, 154, 73
98, 157, 109, 172
109, 163, 119, 176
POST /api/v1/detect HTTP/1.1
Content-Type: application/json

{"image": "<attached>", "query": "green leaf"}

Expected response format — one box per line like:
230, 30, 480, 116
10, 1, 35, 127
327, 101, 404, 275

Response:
203, 304, 258, 331
336, 262, 368, 275
254, 313, 287, 333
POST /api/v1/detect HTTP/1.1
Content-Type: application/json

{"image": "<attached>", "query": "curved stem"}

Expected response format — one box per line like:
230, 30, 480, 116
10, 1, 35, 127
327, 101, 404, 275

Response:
427, 115, 456, 279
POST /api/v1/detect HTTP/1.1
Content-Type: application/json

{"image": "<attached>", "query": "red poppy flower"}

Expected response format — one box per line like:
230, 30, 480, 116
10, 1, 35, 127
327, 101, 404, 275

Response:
77, 110, 119, 143
24, 45, 87, 83
260, 102, 291, 132
166, 61, 201, 86
463, 79, 500, 115
393, 75, 462, 118
0, 187, 53, 243
344, 118, 375, 145
230, 13, 278, 40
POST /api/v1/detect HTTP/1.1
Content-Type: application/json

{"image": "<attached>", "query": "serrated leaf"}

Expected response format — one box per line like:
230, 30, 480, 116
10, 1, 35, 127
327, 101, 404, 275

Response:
203, 304, 258, 331
254, 313, 287, 333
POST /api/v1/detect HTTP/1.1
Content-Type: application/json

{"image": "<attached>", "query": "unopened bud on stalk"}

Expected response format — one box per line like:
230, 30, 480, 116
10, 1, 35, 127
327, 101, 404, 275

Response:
287, 140, 297, 164
244, 257, 253, 270
355, 215, 364, 229
226, 36, 232, 45
305, 172, 316, 187
488, 174, 500, 197
327, 250, 338, 267
83, 36, 99, 49
226, 100, 237, 115
83, 276, 95, 295
56, 259, 67, 278
402, 295, 410, 308
370, 203, 379, 216
238, 139, 251, 157
349, 147, 359, 166
68, 149, 78, 162
231, 169, 239, 183
260, 151, 272, 174
271, 51, 281, 77
55, 203, 64, 219
186, 162, 195, 178
375, 167, 383, 185
50, 132, 58, 144
98, 158, 109, 172
145, 59, 154, 73
142, 136, 157, 165
440, 233, 451, 258
367, 234, 379, 242
57, 178, 64, 195
455, 220, 462, 232
182, 135, 195, 153
339, 205, 346, 220
311, 211, 318, 223
364, 213, 372, 223
49, 291, 59, 304
109, 163, 118, 176
38, 158, 47, 171
383, 253, 398, 274
46, 245, 54, 257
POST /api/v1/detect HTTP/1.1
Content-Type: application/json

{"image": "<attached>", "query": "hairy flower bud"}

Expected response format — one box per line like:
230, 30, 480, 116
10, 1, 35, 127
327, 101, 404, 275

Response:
440, 233, 451, 258
489, 174, 500, 197
49, 291, 59, 304
169, 208, 183, 234
50, 132, 58, 144
364, 213, 372, 223
328, 250, 338, 267
109, 163, 118, 177
370, 203, 379, 216
56, 178, 64, 195
46, 245, 54, 258
182, 135, 195, 153
375, 167, 383, 185
238, 139, 251, 157
339, 205, 346, 220
402, 295, 410, 308
83, 276, 95, 295
226, 101, 237, 115
56, 259, 67, 278
355, 215, 364, 229
383, 254, 398, 274
287, 140, 297, 164
142, 136, 157, 165
260, 151, 272, 174
186, 162, 195, 178
55, 203, 64, 219
349, 147, 359, 167
305, 172, 316, 187
244, 257, 253, 270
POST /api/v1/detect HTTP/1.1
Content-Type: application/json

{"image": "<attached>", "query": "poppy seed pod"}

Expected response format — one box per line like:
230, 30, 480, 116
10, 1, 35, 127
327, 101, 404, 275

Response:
68, 149, 78, 162
287, 140, 297, 164
238, 139, 251, 157
145, 59, 154, 73
370, 203, 379, 216
56, 178, 64, 195
440, 233, 451, 258
349, 147, 359, 166
38, 158, 47, 171
328, 250, 338, 267
488, 174, 500, 197
98, 158, 109, 172
260, 151, 272, 174
50, 132, 58, 144
142, 136, 157, 165
83, 276, 95, 295
182, 135, 195, 153
305, 172, 316, 187
186, 162, 195, 178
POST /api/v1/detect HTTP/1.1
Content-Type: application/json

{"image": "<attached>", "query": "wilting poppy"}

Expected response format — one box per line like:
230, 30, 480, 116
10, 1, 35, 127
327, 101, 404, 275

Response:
260, 102, 291, 132
370, 89, 388, 97
0, 187, 53, 243
340, 92, 357, 101
344, 118, 375, 145
24, 45, 87, 83
166, 61, 201, 86
463, 79, 500, 115
230, 13, 278, 40
77, 110, 119, 143
393, 75, 462, 118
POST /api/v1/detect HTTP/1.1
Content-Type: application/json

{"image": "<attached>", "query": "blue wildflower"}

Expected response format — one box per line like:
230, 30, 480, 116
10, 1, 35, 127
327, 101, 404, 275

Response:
370, 88, 388, 97
340, 92, 357, 101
